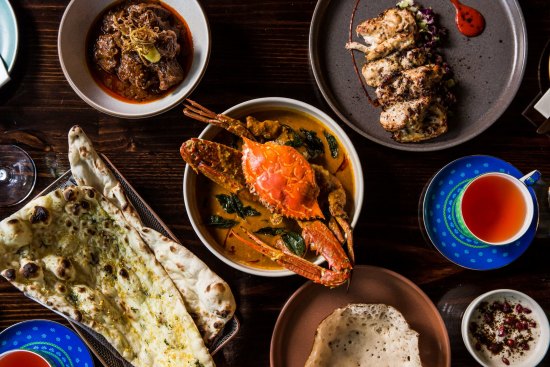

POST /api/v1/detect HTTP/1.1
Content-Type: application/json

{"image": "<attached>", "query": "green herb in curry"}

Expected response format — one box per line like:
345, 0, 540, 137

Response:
215, 194, 260, 218
255, 227, 306, 257
300, 129, 324, 159
207, 215, 238, 228
281, 232, 306, 257
323, 131, 339, 158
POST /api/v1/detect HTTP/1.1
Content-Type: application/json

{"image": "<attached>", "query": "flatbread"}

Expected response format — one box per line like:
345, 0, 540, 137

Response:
305, 304, 422, 367
0, 186, 213, 367
68, 125, 236, 344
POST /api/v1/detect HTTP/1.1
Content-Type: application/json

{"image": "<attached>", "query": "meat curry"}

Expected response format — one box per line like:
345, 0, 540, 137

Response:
87, 0, 192, 102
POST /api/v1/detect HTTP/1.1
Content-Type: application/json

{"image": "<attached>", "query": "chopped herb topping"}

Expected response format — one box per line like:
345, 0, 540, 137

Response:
67, 290, 79, 305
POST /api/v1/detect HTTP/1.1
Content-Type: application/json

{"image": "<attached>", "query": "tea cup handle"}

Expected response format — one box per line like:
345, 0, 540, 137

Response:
519, 170, 541, 186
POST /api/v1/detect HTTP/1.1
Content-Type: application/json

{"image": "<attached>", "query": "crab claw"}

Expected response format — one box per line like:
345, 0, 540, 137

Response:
180, 138, 247, 195
231, 229, 350, 287
241, 137, 324, 220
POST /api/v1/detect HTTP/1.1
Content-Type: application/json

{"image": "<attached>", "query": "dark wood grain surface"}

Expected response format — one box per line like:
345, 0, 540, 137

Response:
1, 0, 549, 366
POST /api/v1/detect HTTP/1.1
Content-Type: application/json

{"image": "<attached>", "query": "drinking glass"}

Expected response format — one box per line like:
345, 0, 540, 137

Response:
0, 145, 36, 207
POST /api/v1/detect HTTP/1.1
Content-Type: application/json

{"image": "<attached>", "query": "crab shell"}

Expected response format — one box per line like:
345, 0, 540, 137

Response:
241, 137, 324, 220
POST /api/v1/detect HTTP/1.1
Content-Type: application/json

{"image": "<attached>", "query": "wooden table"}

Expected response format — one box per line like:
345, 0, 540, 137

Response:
1, 0, 549, 366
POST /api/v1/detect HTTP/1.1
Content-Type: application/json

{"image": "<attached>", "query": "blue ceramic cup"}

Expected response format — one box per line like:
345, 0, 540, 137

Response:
452, 170, 541, 246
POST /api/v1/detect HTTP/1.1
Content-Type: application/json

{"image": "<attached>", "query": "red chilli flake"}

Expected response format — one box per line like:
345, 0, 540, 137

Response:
335, 154, 349, 173
223, 228, 233, 249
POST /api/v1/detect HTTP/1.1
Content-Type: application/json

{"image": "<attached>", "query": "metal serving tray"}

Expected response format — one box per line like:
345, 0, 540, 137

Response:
35, 154, 239, 367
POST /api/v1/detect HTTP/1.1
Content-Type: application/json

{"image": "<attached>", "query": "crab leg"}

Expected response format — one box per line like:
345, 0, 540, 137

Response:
328, 217, 345, 243
232, 229, 350, 287
312, 164, 355, 264
298, 221, 352, 273
183, 99, 256, 140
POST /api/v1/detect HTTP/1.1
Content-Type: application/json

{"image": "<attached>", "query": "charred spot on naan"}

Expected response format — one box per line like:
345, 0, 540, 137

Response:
29, 206, 51, 225
2, 268, 16, 281
20, 260, 43, 280
43, 255, 76, 281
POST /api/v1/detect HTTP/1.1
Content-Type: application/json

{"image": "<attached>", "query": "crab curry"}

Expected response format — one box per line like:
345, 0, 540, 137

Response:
192, 109, 354, 270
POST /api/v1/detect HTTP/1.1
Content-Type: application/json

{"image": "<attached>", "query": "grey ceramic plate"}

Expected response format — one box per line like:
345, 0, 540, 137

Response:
309, 0, 527, 151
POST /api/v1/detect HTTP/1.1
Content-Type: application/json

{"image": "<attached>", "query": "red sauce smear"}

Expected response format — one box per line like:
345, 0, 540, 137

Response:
348, 0, 376, 106
450, 0, 485, 37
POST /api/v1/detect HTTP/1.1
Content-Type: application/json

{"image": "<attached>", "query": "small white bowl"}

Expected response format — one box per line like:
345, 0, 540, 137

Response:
58, 0, 210, 119
183, 97, 364, 277
461, 289, 550, 367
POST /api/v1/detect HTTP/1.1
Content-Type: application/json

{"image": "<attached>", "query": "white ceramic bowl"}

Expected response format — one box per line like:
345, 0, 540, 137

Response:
183, 97, 364, 277
461, 289, 550, 367
58, 0, 210, 119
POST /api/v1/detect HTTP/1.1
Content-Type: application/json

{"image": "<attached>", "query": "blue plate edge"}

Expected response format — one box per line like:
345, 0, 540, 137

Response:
422, 155, 539, 271
0, 319, 94, 367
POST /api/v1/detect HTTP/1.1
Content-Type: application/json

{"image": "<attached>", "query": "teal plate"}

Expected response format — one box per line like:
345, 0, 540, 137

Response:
0, 0, 18, 72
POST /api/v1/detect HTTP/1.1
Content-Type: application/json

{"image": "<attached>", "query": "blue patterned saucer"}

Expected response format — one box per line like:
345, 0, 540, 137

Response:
422, 155, 538, 270
0, 320, 94, 367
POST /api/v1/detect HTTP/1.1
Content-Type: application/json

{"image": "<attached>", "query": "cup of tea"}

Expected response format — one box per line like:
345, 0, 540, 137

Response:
0, 349, 52, 367
453, 170, 541, 245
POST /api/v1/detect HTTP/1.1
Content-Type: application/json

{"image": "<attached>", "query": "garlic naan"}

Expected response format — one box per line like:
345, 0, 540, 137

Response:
0, 186, 213, 367
305, 304, 422, 367
68, 125, 236, 344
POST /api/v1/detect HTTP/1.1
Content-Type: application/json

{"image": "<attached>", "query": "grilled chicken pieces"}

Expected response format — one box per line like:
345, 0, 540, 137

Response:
346, 7, 452, 143
346, 8, 417, 62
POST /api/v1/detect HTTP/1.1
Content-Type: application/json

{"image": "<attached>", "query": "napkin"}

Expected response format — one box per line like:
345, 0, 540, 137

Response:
534, 88, 550, 119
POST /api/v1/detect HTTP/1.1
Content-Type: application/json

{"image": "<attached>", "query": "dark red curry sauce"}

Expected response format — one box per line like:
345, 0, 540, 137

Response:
86, 1, 193, 103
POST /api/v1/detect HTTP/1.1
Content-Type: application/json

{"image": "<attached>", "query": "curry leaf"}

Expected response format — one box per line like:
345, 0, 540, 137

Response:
254, 227, 287, 236
241, 206, 261, 217
282, 125, 303, 148
207, 215, 238, 228
300, 129, 324, 159
323, 131, 339, 159
216, 194, 260, 218
282, 231, 306, 257
216, 194, 237, 214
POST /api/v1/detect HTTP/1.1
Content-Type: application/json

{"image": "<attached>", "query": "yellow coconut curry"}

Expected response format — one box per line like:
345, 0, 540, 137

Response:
196, 109, 355, 270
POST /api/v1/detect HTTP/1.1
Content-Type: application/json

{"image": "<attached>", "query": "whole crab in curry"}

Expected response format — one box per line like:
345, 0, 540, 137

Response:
180, 100, 355, 287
